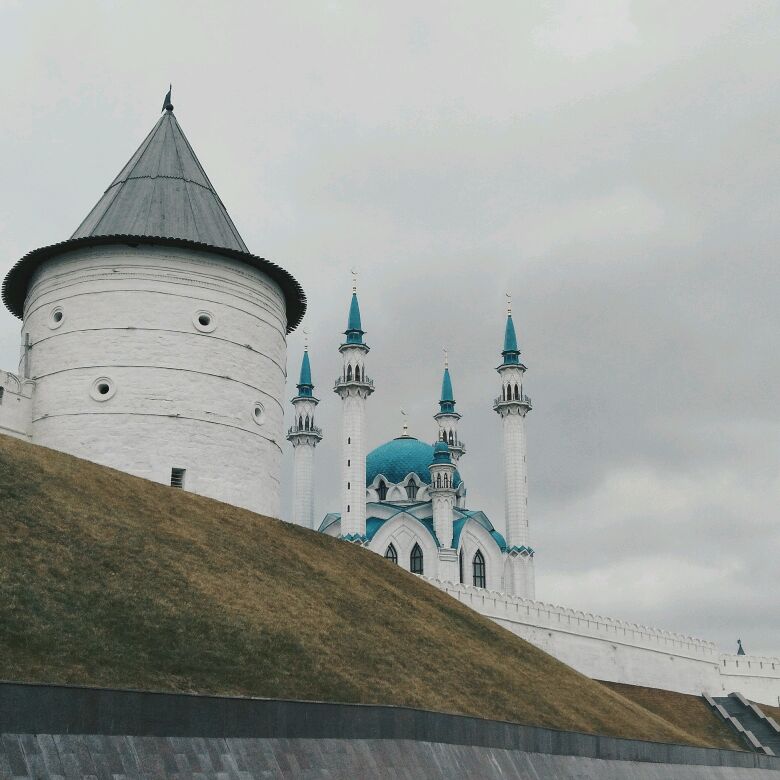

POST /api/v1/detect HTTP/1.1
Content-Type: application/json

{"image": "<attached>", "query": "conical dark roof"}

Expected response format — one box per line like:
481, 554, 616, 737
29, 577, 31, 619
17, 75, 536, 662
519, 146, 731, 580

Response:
72, 112, 248, 251
2, 109, 305, 331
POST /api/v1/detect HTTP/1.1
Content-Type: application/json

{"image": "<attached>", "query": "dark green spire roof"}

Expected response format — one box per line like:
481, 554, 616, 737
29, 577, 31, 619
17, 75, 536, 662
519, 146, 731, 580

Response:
439, 366, 456, 413
502, 314, 521, 365
296, 350, 314, 397
344, 292, 365, 345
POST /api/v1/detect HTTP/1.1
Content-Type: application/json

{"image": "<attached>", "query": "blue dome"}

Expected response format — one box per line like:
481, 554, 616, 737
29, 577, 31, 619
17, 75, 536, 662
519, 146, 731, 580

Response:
366, 436, 462, 488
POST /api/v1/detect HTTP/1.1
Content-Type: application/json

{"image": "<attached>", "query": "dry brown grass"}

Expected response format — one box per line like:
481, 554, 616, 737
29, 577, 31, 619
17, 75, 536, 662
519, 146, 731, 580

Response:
0, 434, 744, 748
599, 681, 744, 750
759, 703, 780, 721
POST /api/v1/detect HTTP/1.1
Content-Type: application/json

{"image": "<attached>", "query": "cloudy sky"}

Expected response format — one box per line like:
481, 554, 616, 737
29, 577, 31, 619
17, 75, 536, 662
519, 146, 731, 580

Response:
1, 1, 778, 653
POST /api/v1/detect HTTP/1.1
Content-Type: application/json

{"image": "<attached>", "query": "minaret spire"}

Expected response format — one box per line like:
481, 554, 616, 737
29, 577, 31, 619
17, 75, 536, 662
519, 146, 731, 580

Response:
287, 336, 322, 528
493, 297, 534, 599
334, 277, 374, 541
434, 349, 465, 465
162, 84, 173, 113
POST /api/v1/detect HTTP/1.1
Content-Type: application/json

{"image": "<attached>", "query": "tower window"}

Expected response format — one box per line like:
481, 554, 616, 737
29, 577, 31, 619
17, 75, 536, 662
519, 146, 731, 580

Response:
347, 437, 351, 444
170, 468, 186, 488
448, 430, 454, 445
377, 480, 388, 501
436, 473, 442, 488
346, 365, 353, 381
405, 481, 418, 500
347, 504, 350, 512
384, 544, 398, 564
347, 459, 350, 467
473, 550, 486, 588
347, 482, 350, 490
355, 365, 361, 381
410, 543, 423, 575
443, 473, 449, 488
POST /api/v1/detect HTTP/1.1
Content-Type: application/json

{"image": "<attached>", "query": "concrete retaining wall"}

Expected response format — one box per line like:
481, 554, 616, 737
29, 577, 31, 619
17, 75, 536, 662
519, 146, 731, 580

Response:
0, 682, 778, 778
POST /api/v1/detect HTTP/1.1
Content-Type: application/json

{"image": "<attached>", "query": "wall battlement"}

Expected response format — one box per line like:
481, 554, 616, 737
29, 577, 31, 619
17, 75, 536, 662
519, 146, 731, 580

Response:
429, 579, 780, 706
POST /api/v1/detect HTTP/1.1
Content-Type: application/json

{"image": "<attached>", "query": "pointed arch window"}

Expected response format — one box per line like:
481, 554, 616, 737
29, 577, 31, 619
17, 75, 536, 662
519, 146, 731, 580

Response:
346, 365, 353, 381
304, 414, 310, 430
448, 430, 454, 445
514, 383, 520, 400
355, 365, 361, 381
377, 480, 388, 501
384, 544, 398, 564
405, 480, 418, 500
436, 473, 442, 488
298, 415, 303, 429
410, 543, 423, 574
443, 473, 449, 488
473, 550, 486, 588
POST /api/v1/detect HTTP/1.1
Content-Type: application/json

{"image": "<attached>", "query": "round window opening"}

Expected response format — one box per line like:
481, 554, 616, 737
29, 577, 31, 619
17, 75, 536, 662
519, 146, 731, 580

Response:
193, 310, 216, 333
252, 403, 265, 426
90, 377, 116, 402
48, 307, 65, 329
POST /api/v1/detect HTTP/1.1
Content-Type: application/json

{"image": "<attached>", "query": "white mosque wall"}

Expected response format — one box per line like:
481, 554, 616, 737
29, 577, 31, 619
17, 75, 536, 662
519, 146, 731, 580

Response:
21, 243, 288, 517
428, 580, 780, 706
0, 369, 34, 440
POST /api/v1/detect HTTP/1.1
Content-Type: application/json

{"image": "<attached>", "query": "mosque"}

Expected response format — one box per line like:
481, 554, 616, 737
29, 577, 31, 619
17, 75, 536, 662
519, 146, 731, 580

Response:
288, 289, 535, 598
2, 96, 778, 705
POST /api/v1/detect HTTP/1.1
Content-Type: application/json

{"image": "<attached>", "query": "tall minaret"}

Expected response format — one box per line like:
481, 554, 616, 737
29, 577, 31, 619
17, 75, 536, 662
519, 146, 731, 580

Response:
434, 350, 465, 463
334, 278, 374, 539
493, 296, 535, 599
287, 343, 322, 529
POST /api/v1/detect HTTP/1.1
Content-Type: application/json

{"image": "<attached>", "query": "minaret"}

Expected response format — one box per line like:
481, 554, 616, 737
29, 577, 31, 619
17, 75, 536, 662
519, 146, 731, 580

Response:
429, 441, 459, 582
434, 350, 465, 463
493, 296, 535, 599
287, 343, 322, 528
333, 278, 374, 539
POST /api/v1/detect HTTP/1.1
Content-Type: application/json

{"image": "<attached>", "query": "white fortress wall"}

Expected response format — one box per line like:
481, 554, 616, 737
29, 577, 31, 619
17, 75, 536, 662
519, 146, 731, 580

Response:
719, 654, 780, 707
0, 369, 34, 440
429, 580, 780, 705
22, 243, 288, 517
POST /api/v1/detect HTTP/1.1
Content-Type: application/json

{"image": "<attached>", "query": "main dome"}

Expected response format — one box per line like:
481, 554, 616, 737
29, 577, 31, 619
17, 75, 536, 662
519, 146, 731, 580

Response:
366, 436, 462, 488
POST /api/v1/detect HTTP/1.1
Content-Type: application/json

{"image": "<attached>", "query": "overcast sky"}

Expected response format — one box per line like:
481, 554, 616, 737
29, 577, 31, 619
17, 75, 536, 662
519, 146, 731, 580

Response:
1, 1, 778, 654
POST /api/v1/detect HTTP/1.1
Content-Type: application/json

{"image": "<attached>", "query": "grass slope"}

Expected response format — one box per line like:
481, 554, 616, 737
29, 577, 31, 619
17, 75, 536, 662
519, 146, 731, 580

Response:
600, 681, 743, 750
0, 434, 737, 747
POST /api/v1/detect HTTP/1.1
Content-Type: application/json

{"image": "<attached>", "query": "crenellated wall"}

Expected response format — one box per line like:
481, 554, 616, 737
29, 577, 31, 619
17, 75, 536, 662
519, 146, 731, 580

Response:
0, 369, 34, 440
429, 580, 780, 706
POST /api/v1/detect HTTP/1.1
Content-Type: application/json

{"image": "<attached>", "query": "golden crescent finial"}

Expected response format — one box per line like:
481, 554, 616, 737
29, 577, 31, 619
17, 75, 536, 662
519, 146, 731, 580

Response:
350, 268, 358, 294
400, 407, 408, 436
506, 291, 512, 316
443, 347, 449, 369
302, 328, 309, 351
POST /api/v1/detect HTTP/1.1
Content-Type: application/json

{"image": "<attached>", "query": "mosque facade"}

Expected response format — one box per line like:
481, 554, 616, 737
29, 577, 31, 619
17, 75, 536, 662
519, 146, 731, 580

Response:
288, 290, 536, 598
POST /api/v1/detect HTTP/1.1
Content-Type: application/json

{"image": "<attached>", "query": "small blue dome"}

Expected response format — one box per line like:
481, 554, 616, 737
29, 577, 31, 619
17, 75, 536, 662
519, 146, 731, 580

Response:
431, 440, 452, 464
367, 436, 462, 488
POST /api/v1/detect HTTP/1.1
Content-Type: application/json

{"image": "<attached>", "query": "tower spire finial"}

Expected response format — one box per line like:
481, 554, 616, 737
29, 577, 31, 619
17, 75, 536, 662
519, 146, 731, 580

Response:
506, 291, 512, 316
401, 407, 408, 437
162, 84, 173, 113
351, 268, 358, 294
443, 347, 449, 369
303, 327, 309, 351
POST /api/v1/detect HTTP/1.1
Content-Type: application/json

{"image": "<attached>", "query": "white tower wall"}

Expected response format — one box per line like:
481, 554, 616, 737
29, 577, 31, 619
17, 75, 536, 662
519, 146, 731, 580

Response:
291, 442, 316, 528
23, 243, 287, 518
339, 386, 369, 537
500, 407, 529, 547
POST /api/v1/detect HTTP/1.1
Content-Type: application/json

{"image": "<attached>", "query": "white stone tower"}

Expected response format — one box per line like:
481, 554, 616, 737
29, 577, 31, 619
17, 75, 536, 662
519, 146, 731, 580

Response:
0, 93, 305, 518
493, 299, 535, 599
287, 346, 322, 528
333, 284, 373, 539
429, 440, 459, 582
433, 351, 465, 463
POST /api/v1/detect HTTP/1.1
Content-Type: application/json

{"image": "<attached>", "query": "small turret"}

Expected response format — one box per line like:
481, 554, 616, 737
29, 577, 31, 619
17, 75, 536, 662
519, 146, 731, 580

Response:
429, 441, 457, 557
434, 350, 465, 463
288, 343, 322, 529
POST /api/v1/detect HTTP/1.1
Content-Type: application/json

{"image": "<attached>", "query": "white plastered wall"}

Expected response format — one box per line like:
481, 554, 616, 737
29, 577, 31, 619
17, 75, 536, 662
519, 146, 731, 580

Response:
369, 514, 439, 576
21, 243, 288, 517
0, 369, 34, 440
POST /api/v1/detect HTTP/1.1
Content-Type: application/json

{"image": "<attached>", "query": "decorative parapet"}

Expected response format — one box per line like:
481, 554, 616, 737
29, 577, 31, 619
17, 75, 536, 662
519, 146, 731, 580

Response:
426, 579, 719, 659
720, 653, 780, 677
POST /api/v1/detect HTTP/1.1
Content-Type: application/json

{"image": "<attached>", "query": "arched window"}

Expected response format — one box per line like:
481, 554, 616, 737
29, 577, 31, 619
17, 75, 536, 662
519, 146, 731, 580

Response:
346, 365, 353, 381
436, 473, 442, 488
459, 549, 464, 583
514, 383, 520, 400
473, 550, 486, 588
298, 415, 303, 429
384, 544, 398, 564
405, 481, 418, 500
443, 473, 449, 488
377, 480, 388, 501
410, 543, 423, 574
304, 414, 310, 430
502, 385, 506, 401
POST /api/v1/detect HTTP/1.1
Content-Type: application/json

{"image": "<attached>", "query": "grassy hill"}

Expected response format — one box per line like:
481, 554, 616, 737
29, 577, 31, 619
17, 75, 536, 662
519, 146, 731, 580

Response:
0, 434, 737, 748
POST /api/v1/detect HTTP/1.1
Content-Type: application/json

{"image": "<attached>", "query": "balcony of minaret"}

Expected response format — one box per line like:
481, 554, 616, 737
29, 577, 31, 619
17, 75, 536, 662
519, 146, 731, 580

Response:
287, 421, 323, 442
333, 373, 374, 392
493, 392, 532, 413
